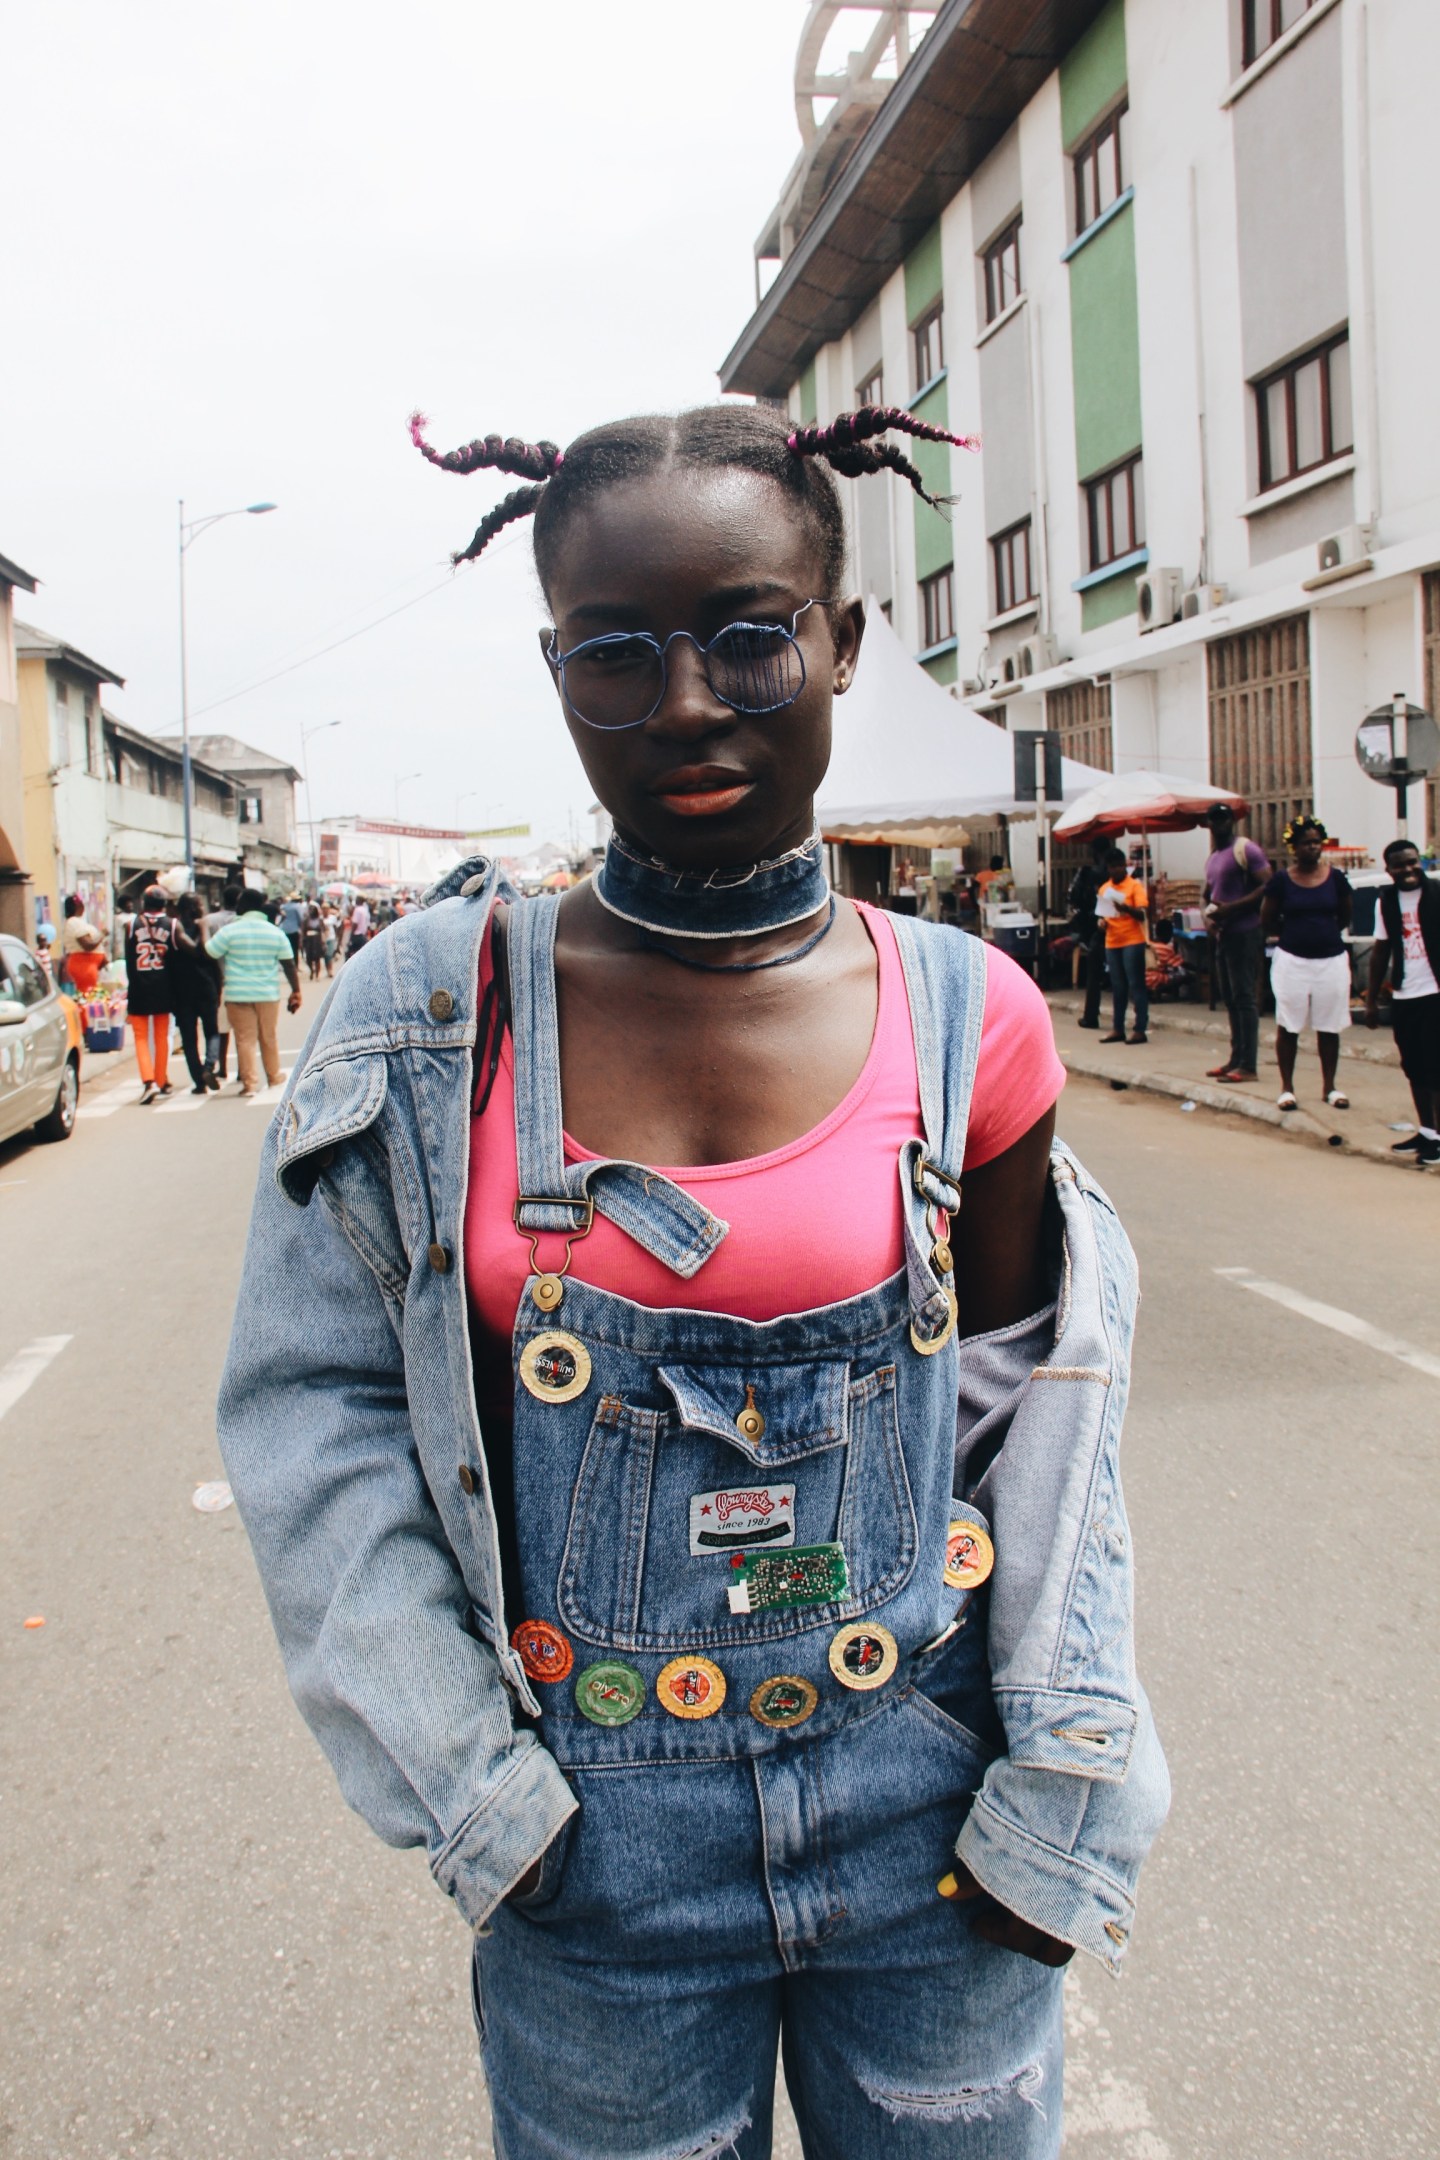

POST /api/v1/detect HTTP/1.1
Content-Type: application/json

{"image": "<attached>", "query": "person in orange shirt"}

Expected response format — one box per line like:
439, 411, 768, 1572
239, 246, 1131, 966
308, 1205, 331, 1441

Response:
1098, 846, 1150, 1044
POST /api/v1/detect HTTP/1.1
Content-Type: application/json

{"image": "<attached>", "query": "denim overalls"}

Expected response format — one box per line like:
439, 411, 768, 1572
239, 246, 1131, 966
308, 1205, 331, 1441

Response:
473, 896, 1063, 2158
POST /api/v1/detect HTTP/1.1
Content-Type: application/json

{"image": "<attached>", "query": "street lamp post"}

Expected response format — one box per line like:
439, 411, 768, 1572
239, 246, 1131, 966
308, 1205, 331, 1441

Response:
178, 499, 277, 886
299, 718, 343, 890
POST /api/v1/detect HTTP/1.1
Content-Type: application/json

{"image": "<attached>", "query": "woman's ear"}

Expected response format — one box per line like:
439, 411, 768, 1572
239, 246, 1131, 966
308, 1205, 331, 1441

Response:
537, 626, 564, 701
832, 595, 866, 692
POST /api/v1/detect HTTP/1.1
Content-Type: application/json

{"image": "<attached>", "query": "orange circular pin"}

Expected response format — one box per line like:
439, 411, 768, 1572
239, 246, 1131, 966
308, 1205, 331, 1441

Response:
656, 1655, 727, 1720
511, 1618, 574, 1684
943, 1518, 995, 1592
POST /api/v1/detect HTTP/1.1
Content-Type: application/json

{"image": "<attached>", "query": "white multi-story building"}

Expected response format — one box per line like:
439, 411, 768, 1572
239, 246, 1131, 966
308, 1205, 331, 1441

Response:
722, 0, 1440, 897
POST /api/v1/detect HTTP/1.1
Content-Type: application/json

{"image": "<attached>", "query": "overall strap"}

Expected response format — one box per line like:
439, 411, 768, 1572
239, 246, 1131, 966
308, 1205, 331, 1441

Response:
506, 895, 728, 1279
888, 917, 989, 1344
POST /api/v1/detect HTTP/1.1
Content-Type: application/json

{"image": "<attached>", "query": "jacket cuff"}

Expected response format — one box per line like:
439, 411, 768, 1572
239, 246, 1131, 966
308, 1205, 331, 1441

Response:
955, 1791, 1136, 1975
430, 1739, 579, 1931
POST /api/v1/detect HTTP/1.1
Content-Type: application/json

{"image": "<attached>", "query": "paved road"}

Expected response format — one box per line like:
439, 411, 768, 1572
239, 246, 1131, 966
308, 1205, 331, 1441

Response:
2, 1030, 1436, 2158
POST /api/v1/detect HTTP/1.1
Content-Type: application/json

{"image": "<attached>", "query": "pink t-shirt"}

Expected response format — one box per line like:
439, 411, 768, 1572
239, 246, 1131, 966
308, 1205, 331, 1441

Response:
464, 904, 1064, 1378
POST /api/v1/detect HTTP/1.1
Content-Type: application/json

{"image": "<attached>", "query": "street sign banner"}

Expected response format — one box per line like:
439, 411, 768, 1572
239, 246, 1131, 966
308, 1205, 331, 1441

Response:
317, 832, 340, 875
464, 823, 532, 840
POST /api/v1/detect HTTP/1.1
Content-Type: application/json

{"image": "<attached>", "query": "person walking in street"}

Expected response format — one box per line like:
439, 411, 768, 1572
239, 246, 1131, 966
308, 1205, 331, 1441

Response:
124, 885, 175, 1104
346, 894, 371, 958
220, 400, 1168, 2159
206, 890, 302, 1096
1366, 837, 1440, 1164
1066, 839, 1112, 1030
1098, 845, 1150, 1044
277, 892, 305, 964
321, 903, 340, 974
1261, 816, 1353, 1111
206, 884, 242, 1081
60, 894, 106, 996
301, 900, 325, 980
168, 891, 224, 1094
1201, 804, 1269, 1084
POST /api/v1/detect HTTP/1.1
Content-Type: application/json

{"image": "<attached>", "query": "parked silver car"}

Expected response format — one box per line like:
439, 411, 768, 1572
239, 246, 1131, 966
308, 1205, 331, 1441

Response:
0, 935, 79, 1145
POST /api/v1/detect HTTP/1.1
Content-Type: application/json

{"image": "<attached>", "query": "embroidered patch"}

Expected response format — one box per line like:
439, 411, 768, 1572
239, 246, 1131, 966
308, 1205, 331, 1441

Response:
828, 1621, 899, 1692
655, 1655, 727, 1721
574, 1659, 645, 1727
689, 1483, 796, 1556
726, 1543, 848, 1614
749, 1674, 820, 1730
511, 1618, 574, 1684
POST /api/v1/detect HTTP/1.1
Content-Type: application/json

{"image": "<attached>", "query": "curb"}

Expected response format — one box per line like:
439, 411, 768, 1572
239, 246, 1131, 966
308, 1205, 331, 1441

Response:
1045, 992, 1403, 1069
1060, 1049, 1414, 1172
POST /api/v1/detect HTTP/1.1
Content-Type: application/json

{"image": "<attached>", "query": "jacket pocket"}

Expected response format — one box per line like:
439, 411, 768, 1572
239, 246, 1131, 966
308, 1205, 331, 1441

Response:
555, 1362, 917, 1652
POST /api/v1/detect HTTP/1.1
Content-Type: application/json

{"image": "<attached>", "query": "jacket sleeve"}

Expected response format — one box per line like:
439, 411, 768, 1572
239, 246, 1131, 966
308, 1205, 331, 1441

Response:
218, 1120, 577, 1930
954, 1153, 1170, 1974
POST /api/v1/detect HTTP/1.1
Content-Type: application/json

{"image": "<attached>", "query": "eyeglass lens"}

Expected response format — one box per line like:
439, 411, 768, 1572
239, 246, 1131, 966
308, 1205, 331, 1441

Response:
560, 621, 807, 730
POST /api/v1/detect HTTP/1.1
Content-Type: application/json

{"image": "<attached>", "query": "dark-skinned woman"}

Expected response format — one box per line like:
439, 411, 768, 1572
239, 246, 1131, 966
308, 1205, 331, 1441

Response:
220, 405, 1168, 2160
1261, 815, 1354, 1111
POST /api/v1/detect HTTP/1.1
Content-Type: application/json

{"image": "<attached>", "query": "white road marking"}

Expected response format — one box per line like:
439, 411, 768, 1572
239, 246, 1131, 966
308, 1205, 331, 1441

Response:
0, 1335, 73, 1424
76, 1101, 121, 1119
154, 1093, 208, 1113
1215, 1267, 1440, 1381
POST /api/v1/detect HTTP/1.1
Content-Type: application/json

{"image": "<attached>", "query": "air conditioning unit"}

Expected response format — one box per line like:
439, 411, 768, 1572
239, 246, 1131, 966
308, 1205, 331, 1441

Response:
1001, 654, 1020, 684
1316, 526, 1369, 574
1018, 634, 1060, 678
1136, 567, 1182, 630
1180, 582, 1229, 620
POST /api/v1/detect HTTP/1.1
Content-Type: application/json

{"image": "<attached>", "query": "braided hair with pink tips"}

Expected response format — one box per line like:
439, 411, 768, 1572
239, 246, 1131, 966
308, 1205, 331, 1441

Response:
409, 402, 978, 585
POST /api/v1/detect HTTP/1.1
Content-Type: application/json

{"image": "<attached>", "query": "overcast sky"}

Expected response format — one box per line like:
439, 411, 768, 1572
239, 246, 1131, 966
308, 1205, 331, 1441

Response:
2, 1, 817, 850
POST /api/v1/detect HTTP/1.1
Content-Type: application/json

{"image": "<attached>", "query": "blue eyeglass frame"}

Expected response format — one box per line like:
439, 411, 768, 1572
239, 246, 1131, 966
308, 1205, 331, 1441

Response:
546, 598, 826, 731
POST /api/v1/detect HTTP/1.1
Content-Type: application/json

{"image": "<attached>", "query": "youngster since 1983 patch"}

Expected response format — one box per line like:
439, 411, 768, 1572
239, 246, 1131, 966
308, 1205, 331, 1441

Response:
689, 1483, 796, 1556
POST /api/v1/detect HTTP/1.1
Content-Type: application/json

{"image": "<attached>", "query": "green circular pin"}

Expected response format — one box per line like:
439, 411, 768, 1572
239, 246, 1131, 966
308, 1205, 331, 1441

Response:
575, 1659, 646, 1728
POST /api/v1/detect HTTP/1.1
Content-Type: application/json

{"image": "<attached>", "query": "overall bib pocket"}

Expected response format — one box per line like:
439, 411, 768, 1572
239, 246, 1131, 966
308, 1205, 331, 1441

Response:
554, 1356, 918, 1652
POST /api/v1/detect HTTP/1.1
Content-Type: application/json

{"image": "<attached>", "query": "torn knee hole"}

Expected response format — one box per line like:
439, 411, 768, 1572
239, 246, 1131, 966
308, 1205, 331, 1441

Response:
653, 2117, 751, 2160
864, 2058, 1046, 2125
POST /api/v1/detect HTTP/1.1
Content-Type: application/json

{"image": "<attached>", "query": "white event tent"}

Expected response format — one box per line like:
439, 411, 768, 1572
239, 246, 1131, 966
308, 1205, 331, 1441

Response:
816, 601, 1109, 845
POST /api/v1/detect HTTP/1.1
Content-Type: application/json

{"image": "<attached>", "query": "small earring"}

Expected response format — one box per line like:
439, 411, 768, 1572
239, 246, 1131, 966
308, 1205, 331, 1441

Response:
835, 670, 849, 692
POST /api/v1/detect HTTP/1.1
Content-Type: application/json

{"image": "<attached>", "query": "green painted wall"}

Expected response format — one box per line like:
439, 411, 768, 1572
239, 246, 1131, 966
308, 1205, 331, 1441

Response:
1082, 571, 1140, 633
904, 223, 944, 323
910, 377, 954, 583
797, 359, 818, 426
921, 646, 958, 687
1060, 0, 1127, 148
1069, 200, 1141, 478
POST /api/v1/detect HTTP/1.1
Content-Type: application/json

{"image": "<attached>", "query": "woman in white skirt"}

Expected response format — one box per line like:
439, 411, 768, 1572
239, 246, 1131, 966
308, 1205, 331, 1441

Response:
1260, 816, 1354, 1110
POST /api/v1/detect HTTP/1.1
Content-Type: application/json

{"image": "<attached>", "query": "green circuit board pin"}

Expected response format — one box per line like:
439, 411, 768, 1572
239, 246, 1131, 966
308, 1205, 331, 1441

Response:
727, 1543, 849, 1615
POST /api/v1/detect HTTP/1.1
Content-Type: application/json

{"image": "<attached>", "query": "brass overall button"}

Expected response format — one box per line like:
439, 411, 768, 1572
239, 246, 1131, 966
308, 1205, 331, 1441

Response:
531, 1274, 565, 1314
828, 1621, 899, 1692
457, 1464, 476, 1495
656, 1655, 727, 1721
427, 1242, 452, 1273
428, 988, 455, 1021
931, 1238, 954, 1275
735, 1385, 766, 1442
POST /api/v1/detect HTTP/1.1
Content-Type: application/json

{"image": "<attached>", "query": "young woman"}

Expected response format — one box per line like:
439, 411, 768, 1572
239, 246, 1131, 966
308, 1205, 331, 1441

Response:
302, 899, 326, 980
124, 885, 175, 1104
220, 404, 1168, 2159
1261, 816, 1353, 1111
168, 890, 224, 1094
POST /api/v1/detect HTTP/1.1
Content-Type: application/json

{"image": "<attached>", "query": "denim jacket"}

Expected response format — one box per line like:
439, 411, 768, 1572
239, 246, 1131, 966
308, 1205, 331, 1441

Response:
219, 858, 1168, 1970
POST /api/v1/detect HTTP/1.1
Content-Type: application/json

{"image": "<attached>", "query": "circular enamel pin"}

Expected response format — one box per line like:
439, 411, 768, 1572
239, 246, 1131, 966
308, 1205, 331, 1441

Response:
656, 1655, 727, 1721
575, 1659, 645, 1727
828, 1621, 899, 1692
511, 1618, 574, 1684
749, 1674, 819, 1731
943, 1518, 995, 1592
910, 1289, 959, 1358
518, 1329, 592, 1404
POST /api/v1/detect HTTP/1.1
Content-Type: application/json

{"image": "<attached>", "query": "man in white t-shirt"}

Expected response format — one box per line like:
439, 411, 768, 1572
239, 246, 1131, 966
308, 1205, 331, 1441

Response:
1367, 839, 1440, 1166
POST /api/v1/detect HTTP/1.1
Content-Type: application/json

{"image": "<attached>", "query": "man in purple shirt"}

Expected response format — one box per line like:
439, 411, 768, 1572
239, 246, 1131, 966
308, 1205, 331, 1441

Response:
1201, 803, 1270, 1082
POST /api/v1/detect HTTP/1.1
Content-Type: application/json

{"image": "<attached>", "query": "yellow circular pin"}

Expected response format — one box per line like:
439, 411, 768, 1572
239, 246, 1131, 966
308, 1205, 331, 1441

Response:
828, 1621, 899, 1692
518, 1329, 592, 1405
749, 1674, 819, 1730
910, 1289, 958, 1358
943, 1518, 995, 1592
655, 1655, 727, 1720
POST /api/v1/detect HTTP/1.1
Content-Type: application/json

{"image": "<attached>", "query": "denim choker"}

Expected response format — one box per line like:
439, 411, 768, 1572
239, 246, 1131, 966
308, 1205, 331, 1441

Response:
593, 828, 830, 941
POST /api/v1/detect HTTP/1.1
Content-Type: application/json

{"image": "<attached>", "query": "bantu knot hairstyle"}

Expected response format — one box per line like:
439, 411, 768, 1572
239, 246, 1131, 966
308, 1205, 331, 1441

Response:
408, 402, 979, 577
1282, 814, 1329, 846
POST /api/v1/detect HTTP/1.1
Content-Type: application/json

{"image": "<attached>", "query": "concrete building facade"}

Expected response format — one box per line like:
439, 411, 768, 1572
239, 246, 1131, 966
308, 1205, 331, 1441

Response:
722, 0, 1440, 898
157, 734, 300, 892
0, 554, 40, 941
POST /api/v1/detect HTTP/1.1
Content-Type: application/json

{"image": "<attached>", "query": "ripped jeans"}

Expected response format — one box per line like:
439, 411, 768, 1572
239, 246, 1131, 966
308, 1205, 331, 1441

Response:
473, 1634, 1062, 2159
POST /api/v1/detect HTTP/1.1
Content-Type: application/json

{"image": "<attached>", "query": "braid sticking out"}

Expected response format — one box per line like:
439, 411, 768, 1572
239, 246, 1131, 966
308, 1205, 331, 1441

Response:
408, 399, 978, 577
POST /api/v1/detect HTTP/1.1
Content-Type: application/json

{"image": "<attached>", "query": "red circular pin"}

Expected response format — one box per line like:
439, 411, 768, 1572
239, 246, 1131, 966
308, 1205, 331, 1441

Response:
511, 1618, 575, 1684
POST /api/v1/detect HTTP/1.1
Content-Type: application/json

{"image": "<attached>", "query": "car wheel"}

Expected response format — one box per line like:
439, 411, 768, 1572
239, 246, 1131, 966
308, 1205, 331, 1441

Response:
35, 1055, 79, 1142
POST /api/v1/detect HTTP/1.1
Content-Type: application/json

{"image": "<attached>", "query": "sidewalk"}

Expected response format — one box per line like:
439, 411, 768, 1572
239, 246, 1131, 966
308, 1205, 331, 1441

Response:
1046, 988, 1426, 1172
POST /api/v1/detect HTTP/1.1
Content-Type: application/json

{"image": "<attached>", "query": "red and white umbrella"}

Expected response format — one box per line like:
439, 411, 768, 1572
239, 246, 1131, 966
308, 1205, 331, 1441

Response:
1052, 770, 1247, 842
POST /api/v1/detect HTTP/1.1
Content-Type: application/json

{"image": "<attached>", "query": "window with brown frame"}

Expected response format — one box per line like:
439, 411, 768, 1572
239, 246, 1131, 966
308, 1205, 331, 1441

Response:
1084, 453, 1145, 571
990, 519, 1036, 615
919, 568, 955, 650
983, 219, 1022, 325
1255, 333, 1352, 492
856, 365, 884, 409
911, 306, 944, 393
1244, 0, 1317, 67
1073, 102, 1128, 236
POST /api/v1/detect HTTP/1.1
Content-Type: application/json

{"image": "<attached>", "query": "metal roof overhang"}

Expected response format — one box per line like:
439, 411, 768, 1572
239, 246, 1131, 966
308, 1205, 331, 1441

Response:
720, 0, 1108, 399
